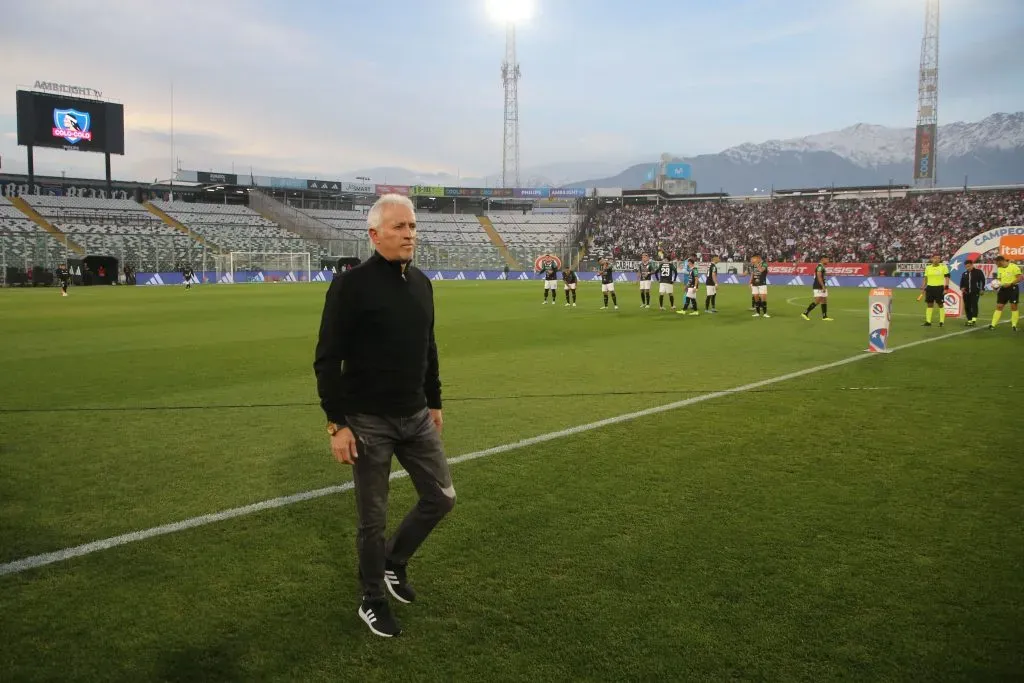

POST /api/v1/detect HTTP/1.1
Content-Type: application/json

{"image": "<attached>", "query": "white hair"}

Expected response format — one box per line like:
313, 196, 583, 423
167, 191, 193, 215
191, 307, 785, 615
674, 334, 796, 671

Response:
367, 193, 416, 231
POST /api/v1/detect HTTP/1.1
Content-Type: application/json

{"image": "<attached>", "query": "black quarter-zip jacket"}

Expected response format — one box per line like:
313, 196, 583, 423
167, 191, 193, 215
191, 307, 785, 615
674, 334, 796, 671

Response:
959, 268, 986, 295
313, 253, 441, 426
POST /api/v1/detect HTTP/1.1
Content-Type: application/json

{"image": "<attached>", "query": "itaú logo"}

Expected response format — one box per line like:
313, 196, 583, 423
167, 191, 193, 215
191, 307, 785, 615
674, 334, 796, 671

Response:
999, 236, 1024, 260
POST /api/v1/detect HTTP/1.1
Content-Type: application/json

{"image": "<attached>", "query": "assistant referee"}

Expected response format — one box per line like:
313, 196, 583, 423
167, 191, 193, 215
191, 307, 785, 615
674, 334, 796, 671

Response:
921, 253, 950, 327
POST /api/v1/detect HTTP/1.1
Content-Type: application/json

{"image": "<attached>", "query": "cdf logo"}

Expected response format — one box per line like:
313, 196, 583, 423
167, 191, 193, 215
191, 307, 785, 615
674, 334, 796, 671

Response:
871, 303, 885, 316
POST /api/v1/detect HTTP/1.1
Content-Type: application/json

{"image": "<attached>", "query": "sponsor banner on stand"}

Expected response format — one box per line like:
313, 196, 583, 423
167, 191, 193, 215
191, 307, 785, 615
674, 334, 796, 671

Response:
514, 188, 550, 199
550, 188, 587, 198
410, 185, 445, 197
896, 262, 927, 274
664, 163, 692, 180
306, 179, 343, 192
913, 123, 937, 181
374, 184, 411, 196
197, 172, 238, 185
340, 181, 374, 194
768, 262, 871, 276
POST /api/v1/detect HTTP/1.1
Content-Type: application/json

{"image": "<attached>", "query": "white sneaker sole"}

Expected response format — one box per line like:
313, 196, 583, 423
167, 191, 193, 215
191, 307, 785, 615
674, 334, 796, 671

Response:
385, 578, 413, 604
358, 606, 397, 638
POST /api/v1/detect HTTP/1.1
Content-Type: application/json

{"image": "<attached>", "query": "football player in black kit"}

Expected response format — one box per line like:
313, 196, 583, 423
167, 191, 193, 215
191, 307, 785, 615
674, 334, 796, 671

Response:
802, 257, 833, 321
562, 266, 578, 307
637, 253, 656, 308
56, 263, 71, 297
182, 265, 196, 290
656, 257, 677, 310
680, 258, 700, 315
540, 256, 559, 304
749, 255, 770, 318
705, 255, 719, 313
599, 258, 618, 310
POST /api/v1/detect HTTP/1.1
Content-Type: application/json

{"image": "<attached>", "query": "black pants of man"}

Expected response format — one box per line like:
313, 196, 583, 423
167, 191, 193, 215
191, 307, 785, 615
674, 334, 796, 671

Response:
964, 293, 980, 321
346, 408, 455, 600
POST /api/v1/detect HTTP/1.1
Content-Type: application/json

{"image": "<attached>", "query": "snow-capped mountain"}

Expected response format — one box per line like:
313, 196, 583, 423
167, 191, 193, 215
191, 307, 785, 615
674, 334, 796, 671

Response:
569, 112, 1024, 193
721, 112, 1024, 168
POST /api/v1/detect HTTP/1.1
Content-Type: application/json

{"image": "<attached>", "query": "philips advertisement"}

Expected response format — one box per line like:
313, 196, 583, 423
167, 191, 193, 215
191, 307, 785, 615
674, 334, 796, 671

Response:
16, 90, 125, 155
550, 188, 586, 198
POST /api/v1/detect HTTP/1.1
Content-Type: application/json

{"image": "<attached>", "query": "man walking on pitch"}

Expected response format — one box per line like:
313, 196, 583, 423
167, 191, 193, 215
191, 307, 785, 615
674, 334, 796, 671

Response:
802, 257, 834, 321
314, 194, 455, 638
920, 253, 950, 327
563, 265, 578, 307
637, 253, 655, 308
182, 264, 196, 290
705, 255, 719, 313
959, 260, 986, 327
56, 263, 71, 297
989, 255, 1021, 332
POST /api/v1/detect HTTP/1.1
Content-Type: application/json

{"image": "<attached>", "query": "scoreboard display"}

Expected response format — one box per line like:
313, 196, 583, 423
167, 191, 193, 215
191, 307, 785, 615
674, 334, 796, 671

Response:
16, 90, 124, 155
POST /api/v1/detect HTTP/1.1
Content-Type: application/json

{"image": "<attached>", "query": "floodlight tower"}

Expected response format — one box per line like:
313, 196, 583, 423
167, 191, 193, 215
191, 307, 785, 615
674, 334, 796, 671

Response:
914, 0, 940, 187
501, 23, 521, 188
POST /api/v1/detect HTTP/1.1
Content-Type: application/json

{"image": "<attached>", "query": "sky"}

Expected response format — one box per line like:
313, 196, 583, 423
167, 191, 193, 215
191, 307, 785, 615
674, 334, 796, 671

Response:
0, 0, 1021, 183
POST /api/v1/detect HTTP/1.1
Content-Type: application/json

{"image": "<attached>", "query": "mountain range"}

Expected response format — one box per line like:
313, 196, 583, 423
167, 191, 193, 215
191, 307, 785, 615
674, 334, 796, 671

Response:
345, 112, 1024, 195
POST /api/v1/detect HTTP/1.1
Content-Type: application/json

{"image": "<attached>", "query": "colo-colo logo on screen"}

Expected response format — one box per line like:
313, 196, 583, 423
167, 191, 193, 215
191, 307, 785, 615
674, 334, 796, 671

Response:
52, 108, 92, 144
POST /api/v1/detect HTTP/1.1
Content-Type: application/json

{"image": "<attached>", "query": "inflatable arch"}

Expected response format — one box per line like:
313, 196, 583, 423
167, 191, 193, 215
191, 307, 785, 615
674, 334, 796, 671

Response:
945, 225, 1024, 317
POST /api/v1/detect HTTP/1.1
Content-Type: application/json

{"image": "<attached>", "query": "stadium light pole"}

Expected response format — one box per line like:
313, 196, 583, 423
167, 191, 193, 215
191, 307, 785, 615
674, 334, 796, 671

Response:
913, 0, 940, 188
487, 0, 533, 189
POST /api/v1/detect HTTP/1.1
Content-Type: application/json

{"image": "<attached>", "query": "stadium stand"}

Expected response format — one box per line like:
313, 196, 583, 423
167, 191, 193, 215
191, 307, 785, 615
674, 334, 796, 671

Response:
152, 200, 324, 260
586, 190, 1024, 263
487, 211, 579, 266
296, 207, 508, 269
0, 195, 71, 270
23, 195, 201, 271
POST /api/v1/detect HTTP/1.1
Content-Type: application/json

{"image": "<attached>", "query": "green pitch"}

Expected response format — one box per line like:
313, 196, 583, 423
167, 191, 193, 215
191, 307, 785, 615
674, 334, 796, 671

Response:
0, 282, 1020, 682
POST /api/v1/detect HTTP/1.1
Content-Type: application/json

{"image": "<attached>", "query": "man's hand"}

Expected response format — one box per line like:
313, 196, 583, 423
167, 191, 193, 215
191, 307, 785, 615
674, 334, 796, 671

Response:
330, 427, 358, 465
429, 409, 444, 435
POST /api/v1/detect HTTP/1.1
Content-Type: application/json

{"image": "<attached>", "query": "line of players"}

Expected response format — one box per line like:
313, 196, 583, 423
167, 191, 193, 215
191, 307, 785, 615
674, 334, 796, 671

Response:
540, 253, 834, 320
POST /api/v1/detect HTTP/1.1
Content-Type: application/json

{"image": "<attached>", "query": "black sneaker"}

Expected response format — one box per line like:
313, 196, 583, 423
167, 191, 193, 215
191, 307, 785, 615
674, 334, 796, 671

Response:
385, 561, 417, 604
939, 322, 944, 328
921, 322, 932, 327
358, 598, 401, 638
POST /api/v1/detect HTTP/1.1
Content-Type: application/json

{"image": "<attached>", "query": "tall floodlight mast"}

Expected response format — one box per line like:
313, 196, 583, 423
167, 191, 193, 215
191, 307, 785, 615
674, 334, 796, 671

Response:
914, 0, 940, 187
488, 0, 531, 188
501, 24, 521, 189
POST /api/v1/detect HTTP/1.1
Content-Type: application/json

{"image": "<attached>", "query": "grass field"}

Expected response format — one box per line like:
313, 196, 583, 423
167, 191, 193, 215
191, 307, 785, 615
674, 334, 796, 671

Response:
0, 281, 1021, 682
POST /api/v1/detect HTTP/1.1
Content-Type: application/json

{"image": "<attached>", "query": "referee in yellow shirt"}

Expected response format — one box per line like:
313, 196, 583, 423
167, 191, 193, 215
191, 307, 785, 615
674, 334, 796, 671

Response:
920, 253, 950, 327
989, 255, 1022, 332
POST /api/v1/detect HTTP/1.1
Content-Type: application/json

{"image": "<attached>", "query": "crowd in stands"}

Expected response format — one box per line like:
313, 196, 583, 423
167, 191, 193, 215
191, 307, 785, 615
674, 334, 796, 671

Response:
586, 191, 1024, 262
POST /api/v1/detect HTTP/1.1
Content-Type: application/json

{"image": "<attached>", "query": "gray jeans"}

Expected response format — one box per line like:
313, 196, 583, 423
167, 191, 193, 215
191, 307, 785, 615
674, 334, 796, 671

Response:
346, 408, 455, 600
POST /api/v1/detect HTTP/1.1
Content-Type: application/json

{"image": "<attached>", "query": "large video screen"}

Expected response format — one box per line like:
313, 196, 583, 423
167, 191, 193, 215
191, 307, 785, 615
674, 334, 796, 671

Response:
16, 90, 125, 155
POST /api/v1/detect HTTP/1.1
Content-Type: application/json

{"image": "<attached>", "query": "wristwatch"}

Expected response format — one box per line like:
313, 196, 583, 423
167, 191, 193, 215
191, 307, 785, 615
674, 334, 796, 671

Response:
327, 422, 344, 436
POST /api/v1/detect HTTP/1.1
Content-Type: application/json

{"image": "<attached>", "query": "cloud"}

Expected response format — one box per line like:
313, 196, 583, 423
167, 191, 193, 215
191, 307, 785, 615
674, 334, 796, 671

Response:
1, 0, 1021, 181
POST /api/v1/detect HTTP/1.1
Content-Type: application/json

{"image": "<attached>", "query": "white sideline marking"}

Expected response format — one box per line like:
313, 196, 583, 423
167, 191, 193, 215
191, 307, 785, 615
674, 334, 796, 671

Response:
784, 296, 920, 317
0, 326, 986, 577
